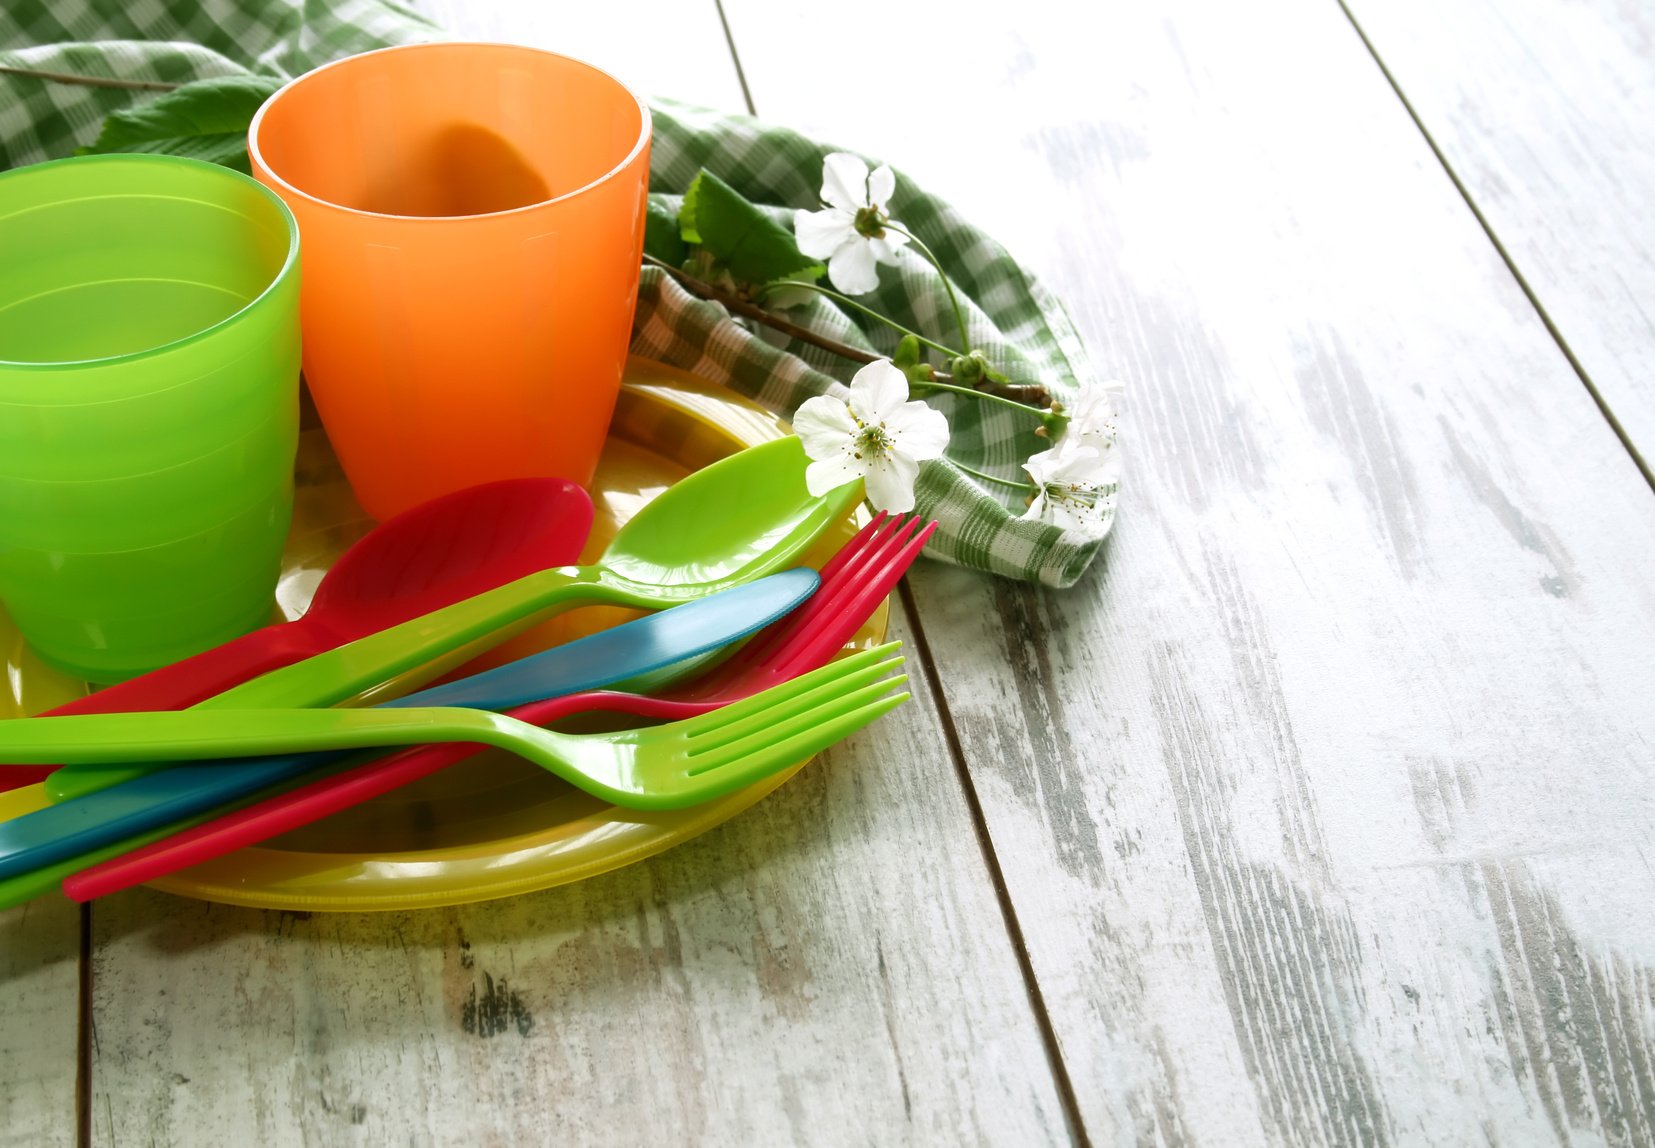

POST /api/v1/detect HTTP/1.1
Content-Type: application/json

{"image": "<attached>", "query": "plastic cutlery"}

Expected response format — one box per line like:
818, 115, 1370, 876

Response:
48, 437, 860, 800
66, 514, 934, 899
0, 569, 820, 884
0, 476, 593, 792
0, 645, 909, 810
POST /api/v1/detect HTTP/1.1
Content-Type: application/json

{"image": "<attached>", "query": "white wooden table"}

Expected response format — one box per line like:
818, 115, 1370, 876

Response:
5, 1, 1655, 1143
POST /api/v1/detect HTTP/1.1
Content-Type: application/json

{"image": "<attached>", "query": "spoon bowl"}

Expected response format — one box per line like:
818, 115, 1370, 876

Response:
307, 477, 594, 636
599, 437, 847, 590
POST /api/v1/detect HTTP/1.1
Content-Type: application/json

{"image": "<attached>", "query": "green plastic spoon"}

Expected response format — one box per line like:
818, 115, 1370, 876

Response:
48, 437, 861, 801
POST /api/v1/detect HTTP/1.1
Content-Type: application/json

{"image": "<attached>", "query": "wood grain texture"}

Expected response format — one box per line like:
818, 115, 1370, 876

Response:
722, 0, 1655, 1143
1342, 0, 1655, 470
0, 897, 79, 1147
416, 0, 748, 112
87, 601, 1068, 1146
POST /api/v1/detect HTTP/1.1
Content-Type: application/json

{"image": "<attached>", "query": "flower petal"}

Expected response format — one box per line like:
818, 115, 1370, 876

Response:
867, 163, 896, 209
885, 400, 951, 460
867, 236, 907, 266
794, 208, 855, 260
1053, 440, 1120, 485
1070, 379, 1124, 425
1022, 446, 1062, 485
863, 452, 921, 513
1066, 379, 1124, 444
1025, 442, 1099, 484
821, 152, 871, 212
1083, 442, 1123, 484
827, 239, 880, 295
847, 359, 911, 423
804, 454, 866, 498
878, 221, 911, 251
792, 395, 857, 460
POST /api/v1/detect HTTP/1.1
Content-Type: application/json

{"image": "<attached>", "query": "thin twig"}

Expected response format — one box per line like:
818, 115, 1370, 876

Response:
974, 381, 1052, 407
755, 278, 960, 358
642, 253, 1052, 407
0, 65, 179, 91
644, 253, 896, 371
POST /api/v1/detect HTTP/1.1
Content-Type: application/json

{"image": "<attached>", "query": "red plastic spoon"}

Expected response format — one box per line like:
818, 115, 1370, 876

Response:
0, 478, 594, 791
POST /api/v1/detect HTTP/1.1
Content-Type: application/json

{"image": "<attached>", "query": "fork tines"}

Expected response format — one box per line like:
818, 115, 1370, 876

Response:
682, 643, 908, 775
735, 514, 934, 679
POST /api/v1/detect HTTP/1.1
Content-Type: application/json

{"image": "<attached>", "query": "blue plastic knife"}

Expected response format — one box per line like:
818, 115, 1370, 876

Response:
0, 567, 818, 881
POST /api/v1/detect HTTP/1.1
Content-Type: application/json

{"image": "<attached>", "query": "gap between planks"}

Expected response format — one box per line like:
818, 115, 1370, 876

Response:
711, 5, 1098, 1138
896, 580, 1094, 1148
712, 0, 758, 117
1335, 0, 1655, 495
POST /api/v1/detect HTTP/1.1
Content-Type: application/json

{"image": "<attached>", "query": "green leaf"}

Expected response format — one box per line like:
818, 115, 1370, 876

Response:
644, 197, 688, 266
678, 169, 824, 288
76, 74, 285, 173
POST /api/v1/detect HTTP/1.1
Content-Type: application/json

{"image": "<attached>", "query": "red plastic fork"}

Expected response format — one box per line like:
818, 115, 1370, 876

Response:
64, 513, 936, 901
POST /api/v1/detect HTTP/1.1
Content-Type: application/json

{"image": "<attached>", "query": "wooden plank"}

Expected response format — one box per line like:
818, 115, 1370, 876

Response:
1343, 0, 1655, 470
0, 898, 80, 1147
416, 0, 749, 112
87, 600, 1070, 1145
722, 0, 1655, 1143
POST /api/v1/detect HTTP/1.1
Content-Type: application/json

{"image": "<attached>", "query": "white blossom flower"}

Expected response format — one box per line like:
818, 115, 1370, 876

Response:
794, 359, 950, 513
793, 153, 910, 295
1061, 380, 1124, 450
1020, 441, 1120, 540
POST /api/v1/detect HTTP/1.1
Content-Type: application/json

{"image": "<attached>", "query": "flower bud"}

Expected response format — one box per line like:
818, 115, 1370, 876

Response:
966, 350, 1007, 384
950, 355, 985, 384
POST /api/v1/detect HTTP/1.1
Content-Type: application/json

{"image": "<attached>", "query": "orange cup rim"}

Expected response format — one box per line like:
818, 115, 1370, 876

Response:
247, 41, 653, 225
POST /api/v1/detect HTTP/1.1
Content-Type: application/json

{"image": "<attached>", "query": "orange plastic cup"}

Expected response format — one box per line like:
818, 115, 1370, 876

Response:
248, 43, 651, 520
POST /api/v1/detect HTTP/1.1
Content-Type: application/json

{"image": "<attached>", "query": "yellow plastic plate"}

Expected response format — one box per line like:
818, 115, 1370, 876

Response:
0, 358, 884, 911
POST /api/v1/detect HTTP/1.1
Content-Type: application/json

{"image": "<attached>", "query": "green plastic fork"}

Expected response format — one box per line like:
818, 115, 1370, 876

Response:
0, 645, 909, 810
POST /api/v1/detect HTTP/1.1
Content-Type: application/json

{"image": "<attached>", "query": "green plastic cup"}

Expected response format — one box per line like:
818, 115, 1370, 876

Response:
0, 155, 301, 684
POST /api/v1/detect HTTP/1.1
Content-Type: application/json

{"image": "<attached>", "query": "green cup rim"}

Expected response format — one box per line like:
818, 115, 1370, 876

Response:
0, 153, 300, 373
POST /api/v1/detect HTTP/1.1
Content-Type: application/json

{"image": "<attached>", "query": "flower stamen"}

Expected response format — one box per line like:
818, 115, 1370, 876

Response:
792, 359, 951, 513
855, 420, 893, 456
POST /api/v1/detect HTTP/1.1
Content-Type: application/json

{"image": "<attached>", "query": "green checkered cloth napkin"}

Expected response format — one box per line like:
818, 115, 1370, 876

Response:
1, 0, 1116, 587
